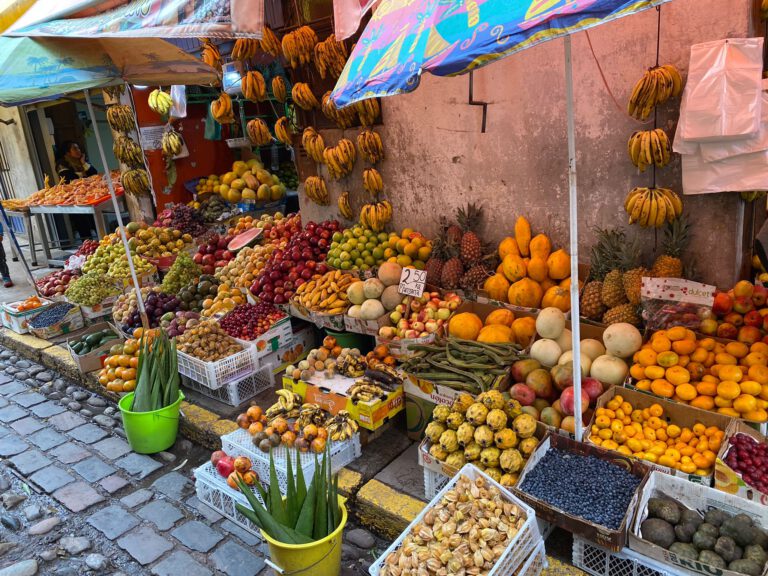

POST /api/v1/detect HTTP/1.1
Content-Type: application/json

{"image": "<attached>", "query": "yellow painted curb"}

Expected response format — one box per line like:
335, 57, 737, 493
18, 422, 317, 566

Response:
0, 329, 52, 360
356, 479, 425, 540
337, 468, 363, 498
39, 345, 81, 381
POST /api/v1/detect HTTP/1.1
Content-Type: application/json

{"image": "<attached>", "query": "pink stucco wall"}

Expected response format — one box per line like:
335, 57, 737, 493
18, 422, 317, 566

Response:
300, 0, 754, 288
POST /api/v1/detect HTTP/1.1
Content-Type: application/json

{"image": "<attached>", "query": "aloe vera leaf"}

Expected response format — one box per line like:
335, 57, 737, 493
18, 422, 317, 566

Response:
295, 465, 317, 538
234, 477, 308, 544
285, 446, 296, 527
294, 450, 307, 527
268, 451, 287, 525
313, 453, 327, 539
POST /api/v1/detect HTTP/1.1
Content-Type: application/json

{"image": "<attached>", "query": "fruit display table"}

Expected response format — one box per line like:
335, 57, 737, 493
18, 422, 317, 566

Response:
4, 209, 51, 267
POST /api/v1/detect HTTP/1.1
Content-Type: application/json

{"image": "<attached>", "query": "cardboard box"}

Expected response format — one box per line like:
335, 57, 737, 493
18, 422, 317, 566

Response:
311, 311, 345, 331
283, 374, 404, 431
344, 312, 390, 336
29, 305, 84, 340
629, 471, 768, 576
1, 298, 55, 334
261, 323, 317, 375
67, 322, 123, 374
514, 432, 650, 551
375, 331, 439, 361
587, 386, 731, 485
715, 420, 768, 504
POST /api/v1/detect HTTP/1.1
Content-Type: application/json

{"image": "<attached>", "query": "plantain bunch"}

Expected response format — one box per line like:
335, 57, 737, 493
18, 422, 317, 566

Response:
247, 119, 272, 147
624, 187, 683, 228
281, 26, 318, 68
362, 168, 383, 199
302, 127, 326, 164
357, 129, 384, 164
274, 116, 293, 146
200, 39, 222, 75
628, 64, 683, 120
355, 98, 381, 126
242, 70, 266, 102
292, 82, 320, 110
338, 191, 354, 220
121, 168, 150, 195
323, 139, 356, 180
272, 76, 287, 103
304, 176, 329, 206
627, 128, 671, 171
261, 26, 281, 58
321, 91, 357, 129
231, 38, 259, 61
211, 92, 234, 124
113, 135, 144, 168
161, 127, 183, 158
360, 201, 392, 232
314, 33, 348, 79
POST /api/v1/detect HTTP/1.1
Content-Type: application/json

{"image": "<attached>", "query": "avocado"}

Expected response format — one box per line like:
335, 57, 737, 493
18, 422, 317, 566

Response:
669, 542, 698, 560
641, 518, 676, 549
728, 559, 763, 576
648, 498, 681, 524
698, 550, 726, 569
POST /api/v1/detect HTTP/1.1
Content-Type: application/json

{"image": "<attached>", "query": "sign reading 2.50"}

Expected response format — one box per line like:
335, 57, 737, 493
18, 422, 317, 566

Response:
398, 268, 427, 297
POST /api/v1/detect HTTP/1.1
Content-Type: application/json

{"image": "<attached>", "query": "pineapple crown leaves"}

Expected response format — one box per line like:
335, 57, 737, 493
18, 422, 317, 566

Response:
588, 227, 637, 281
455, 203, 483, 233
661, 215, 691, 258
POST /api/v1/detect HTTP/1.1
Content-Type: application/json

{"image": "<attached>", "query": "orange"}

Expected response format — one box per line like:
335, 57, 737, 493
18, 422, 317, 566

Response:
616, 445, 633, 456
630, 364, 647, 380
647, 416, 664, 430
631, 408, 646, 422
610, 421, 624, 434
648, 403, 664, 418
718, 365, 743, 383
715, 353, 738, 366
749, 364, 768, 385
740, 380, 762, 396
690, 396, 715, 411
679, 461, 697, 474
762, 384, 768, 401
651, 379, 675, 398
626, 438, 642, 453
666, 326, 687, 341
667, 424, 681, 438
643, 453, 658, 463
655, 428, 668, 442
645, 366, 666, 380
691, 347, 709, 363
717, 381, 742, 401
595, 415, 611, 429
651, 335, 672, 353
672, 339, 696, 356
692, 453, 709, 469
687, 362, 706, 381
692, 423, 706, 436
675, 383, 698, 401
658, 455, 677, 468
598, 428, 613, 440
621, 402, 633, 415
744, 408, 768, 422
725, 341, 750, 359
718, 407, 741, 418
743, 352, 768, 367
698, 338, 716, 351
696, 381, 717, 397
751, 342, 768, 355
666, 366, 691, 386
636, 349, 658, 367
714, 396, 733, 408
657, 351, 680, 368
677, 355, 690, 368
733, 394, 758, 414
591, 436, 603, 446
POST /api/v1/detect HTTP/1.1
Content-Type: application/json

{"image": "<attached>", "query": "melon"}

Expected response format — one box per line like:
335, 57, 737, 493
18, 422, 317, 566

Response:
228, 228, 263, 252
360, 299, 385, 320
347, 281, 366, 305
590, 354, 629, 386
602, 323, 642, 358
557, 350, 592, 378
347, 304, 363, 318
378, 262, 403, 287
381, 285, 402, 311
529, 339, 562, 367
554, 328, 573, 354
363, 278, 385, 300
580, 339, 606, 361
536, 307, 565, 339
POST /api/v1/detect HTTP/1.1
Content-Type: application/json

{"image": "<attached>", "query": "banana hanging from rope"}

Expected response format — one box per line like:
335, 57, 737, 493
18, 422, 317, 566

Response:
281, 25, 318, 68
292, 82, 320, 110
355, 98, 381, 126
627, 64, 683, 120
246, 119, 272, 147
271, 76, 287, 103
106, 105, 135, 133
338, 191, 354, 220
357, 129, 384, 164
359, 201, 392, 233
627, 128, 671, 171
231, 38, 259, 61
362, 168, 383, 199
301, 127, 326, 164
200, 39, 222, 75
161, 127, 184, 158
148, 89, 173, 116
261, 26, 281, 58
211, 92, 234, 124
624, 186, 683, 228
241, 70, 267, 102
304, 176, 330, 206
274, 117, 293, 147
113, 135, 145, 169
314, 34, 348, 79
121, 169, 150, 196
321, 91, 356, 129
323, 139, 356, 180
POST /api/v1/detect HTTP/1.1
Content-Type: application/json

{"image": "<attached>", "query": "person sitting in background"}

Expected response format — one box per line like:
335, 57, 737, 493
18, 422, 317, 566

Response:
55, 141, 98, 241
0, 221, 13, 288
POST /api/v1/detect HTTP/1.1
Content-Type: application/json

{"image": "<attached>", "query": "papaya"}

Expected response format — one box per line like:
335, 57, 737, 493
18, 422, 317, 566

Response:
502, 254, 527, 283
527, 257, 549, 282
542, 286, 571, 312
529, 234, 551, 260
477, 324, 514, 344
483, 274, 510, 302
507, 278, 543, 309
515, 216, 532, 257
547, 249, 571, 280
498, 237, 520, 260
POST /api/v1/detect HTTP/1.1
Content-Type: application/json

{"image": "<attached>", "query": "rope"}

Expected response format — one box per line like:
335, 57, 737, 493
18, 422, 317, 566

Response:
652, 5, 661, 189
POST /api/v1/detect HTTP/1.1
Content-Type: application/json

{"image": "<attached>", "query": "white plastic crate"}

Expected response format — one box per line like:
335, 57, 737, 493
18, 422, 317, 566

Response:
177, 344, 257, 390
181, 366, 273, 407
517, 541, 548, 576
194, 461, 264, 538
221, 428, 361, 494
572, 536, 689, 576
370, 464, 542, 576
423, 466, 450, 501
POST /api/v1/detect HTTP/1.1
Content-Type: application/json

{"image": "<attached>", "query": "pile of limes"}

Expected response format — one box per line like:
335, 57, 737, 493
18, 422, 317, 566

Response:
326, 226, 432, 271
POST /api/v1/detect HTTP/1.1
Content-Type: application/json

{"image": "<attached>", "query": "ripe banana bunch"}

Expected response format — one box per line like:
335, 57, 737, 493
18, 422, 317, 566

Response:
323, 139, 356, 180
628, 128, 671, 171
360, 200, 392, 232
274, 116, 293, 146
292, 82, 320, 110
281, 25, 318, 68
106, 105, 135, 133
625, 187, 683, 228
304, 176, 330, 206
247, 118, 272, 146
321, 91, 356, 129
314, 33, 348, 79
113, 135, 144, 168
241, 70, 267, 102
349, 379, 387, 403
628, 64, 683, 120
211, 92, 235, 124
148, 89, 173, 116
326, 411, 358, 441
265, 390, 302, 421
741, 191, 768, 202
296, 403, 327, 429
161, 128, 183, 158
121, 168, 150, 196
357, 130, 384, 164
362, 168, 384, 199
301, 127, 326, 164
271, 76, 287, 103
200, 39, 222, 74
338, 191, 354, 220
261, 26, 281, 58
355, 98, 381, 126
231, 38, 259, 61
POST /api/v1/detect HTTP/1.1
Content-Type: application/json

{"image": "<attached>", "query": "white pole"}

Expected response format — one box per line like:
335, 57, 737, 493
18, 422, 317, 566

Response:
83, 89, 149, 328
565, 36, 583, 442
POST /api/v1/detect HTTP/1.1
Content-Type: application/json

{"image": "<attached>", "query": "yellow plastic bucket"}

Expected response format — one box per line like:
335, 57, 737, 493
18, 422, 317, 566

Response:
261, 498, 347, 576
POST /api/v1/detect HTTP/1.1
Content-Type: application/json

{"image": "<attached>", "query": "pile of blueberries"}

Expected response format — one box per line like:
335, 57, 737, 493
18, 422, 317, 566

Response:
28, 303, 75, 328
518, 448, 642, 529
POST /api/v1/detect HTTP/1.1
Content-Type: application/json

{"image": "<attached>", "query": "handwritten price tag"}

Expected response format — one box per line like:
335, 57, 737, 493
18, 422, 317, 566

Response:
398, 268, 427, 297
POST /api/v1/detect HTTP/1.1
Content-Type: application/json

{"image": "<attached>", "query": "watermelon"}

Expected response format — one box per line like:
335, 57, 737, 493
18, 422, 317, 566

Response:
228, 228, 263, 251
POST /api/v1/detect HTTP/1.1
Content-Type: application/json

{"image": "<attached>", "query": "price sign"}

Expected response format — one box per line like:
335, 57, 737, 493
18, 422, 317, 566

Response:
398, 268, 427, 297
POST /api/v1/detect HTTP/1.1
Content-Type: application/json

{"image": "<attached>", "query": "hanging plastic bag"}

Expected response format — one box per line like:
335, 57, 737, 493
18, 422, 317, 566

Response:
169, 85, 187, 119
641, 277, 715, 331
681, 146, 768, 195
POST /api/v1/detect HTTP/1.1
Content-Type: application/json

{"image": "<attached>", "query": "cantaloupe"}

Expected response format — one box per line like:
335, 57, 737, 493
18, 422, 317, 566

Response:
554, 328, 573, 353
536, 307, 565, 340
360, 299, 385, 320
530, 339, 562, 367
378, 262, 403, 287
347, 281, 366, 305
590, 354, 628, 386
580, 339, 606, 361
363, 278, 385, 300
603, 323, 642, 358
558, 350, 592, 378
381, 285, 402, 311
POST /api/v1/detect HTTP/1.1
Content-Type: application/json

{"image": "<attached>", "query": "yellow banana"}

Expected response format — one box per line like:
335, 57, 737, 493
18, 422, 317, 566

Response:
338, 191, 353, 219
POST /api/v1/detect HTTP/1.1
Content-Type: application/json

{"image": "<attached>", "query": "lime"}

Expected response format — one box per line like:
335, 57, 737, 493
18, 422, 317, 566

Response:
364, 255, 375, 266
350, 250, 361, 260
340, 251, 351, 261
332, 232, 343, 242
355, 258, 364, 267
347, 238, 358, 248
330, 242, 339, 250
332, 258, 341, 268
340, 243, 352, 252
365, 242, 376, 251
377, 233, 389, 243
340, 260, 352, 270
352, 226, 363, 237
361, 250, 371, 258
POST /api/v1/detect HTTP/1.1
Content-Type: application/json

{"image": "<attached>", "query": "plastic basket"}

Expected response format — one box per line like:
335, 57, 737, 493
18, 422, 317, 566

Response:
423, 466, 450, 501
194, 461, 263, 538
572, 536, 689, 576
221, 428, 361, 494
181, 367, 274, 407
517, 541, 548, 576
369, 464, 541, 576
177, 345, 257, 390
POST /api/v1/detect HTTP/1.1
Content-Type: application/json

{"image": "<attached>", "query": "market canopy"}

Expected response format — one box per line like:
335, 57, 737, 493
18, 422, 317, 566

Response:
0, 35, 218, 106
331, 0, 671, 106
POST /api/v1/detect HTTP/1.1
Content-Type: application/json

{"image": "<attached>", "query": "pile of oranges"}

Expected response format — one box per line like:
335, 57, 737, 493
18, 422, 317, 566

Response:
629, 326, 768, 422
589, 394, 724, 476
97, 328, 159, 393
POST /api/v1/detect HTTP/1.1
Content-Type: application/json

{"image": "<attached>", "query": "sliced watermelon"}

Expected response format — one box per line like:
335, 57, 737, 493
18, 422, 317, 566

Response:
228, 227, 263, 251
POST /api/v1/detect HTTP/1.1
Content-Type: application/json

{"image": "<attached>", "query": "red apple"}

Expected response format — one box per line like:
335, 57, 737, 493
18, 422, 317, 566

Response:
745, 310, 764, 328
550, 363, 574, 392
762, 334, 768, 345
734, 280, 755, 299
560, 386, 590, 416
699, 318, 718, 335
713, 292, 734, 316
717, 323, 738, 340
216, 455, 235, 478
581, 377, 605, 405
762, 315, 768, 333
210, 450, 226, 466
738, 325, 762, 345
753, 284, 768, 307
733, 296, 754, 315
724, 312, 744, 327
509, 383, 536, 406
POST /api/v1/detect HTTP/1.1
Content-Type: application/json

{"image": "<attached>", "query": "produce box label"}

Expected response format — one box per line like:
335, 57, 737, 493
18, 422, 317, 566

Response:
311, 312, 345, 331
714, 420, 768, 505
418, 439, 460, 477
0, 298, 55, 334
343, 313, 390, 336
249, 317, 293, 360
289, 303, 313, 323
398, 268, 427, 298
261, 325, 316, 375
641, 277, 716, 330
29, 306, 84, 340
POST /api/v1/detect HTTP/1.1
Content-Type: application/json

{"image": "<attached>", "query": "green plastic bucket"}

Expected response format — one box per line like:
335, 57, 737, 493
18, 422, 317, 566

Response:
325, 330, 372, 353
118, 391, 185, 454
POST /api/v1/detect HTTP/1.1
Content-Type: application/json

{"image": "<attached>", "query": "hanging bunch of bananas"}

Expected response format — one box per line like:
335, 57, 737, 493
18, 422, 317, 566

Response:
148, 89, 173, 116
271, 76, 287, 103
742, 191, 768, 202
355, 98, 381, 126
274, 116, 293, 146
321, 91, 357, 129
323, 139, 356, 180
211, 92, 235, 124
261, 26, 281, 58
296, 403, 327, 429
357, 129, 384, 164
338, 191, 354, 220
241, 70, 267, 102
113, 135, 144, 168
292, 82, 320, 110
265, 390, 302, 422
301, 127, 326, 164
362, 168, 384, 199
314, 33, 348, 79
360, 200, 392, 232
628, 64, 683, 120
231, 38, 259, 61
349, 379, 388, 404
304, 176, 330, 206
628, 128, 671, 171
106, 105, 135, 133
121, 168, 150, 195
161, 127, 183, 158
281, 25, 318, 68
246, 118, 272, 146
625, 187, 683, 228
200, 39, 222, 74
326, 411, 358, 441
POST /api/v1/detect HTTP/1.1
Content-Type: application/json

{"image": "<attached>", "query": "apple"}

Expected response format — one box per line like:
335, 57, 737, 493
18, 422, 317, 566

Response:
411, 321, 425, 332
210, 450, 227, 466
437, 308, 451, 320
734, 280, 755, 299
724, 312, 744, 327
390, 311, 402, 324
699, 318, 718, 335
738, 325, 762, 345
753, 284, 768, 307
404, 329, 419, 339
762, 315, 768, 333
216, 456, 235, 478
717, 322, 738, 340
581, 377, 604, 404
526, 368, 554, 399
733, 296, 754, 315
410, 300, 422, 312
713, 292, 734, 316
560, 386, 590, 416
745, 310, 764, 328
550, 363, 574, 392
509, 383, 536, 406
378, 326, 396, 339
397, 319, 409, 331
425, 320, 439, 333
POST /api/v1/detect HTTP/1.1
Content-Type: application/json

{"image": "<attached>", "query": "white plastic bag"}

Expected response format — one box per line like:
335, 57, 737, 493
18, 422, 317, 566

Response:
681, 38, 763, 142
682, 147, 768, 195
170, 85, 187, 119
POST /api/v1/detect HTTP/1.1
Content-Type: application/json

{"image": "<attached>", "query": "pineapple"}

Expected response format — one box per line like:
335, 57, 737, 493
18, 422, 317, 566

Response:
622, 267, 648, 306
440, 256, 464, 289
601, 269, 628, 308
456, 203, 483, 266
651, 217, 690, 278
580, 281, 606, 320
425, 233, 448, 286
589, 228, 629, 282
603, 303, 641, 326
460, 264, 489, 291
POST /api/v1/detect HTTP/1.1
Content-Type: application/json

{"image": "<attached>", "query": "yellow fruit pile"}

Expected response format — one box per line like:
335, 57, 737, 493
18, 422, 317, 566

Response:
630, 326, 768, 422
483, 216, 572, 311
589, 395, 724, 476
216, 245, 277, 290
201, 284, 247, 318
448, 308, 536, 347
